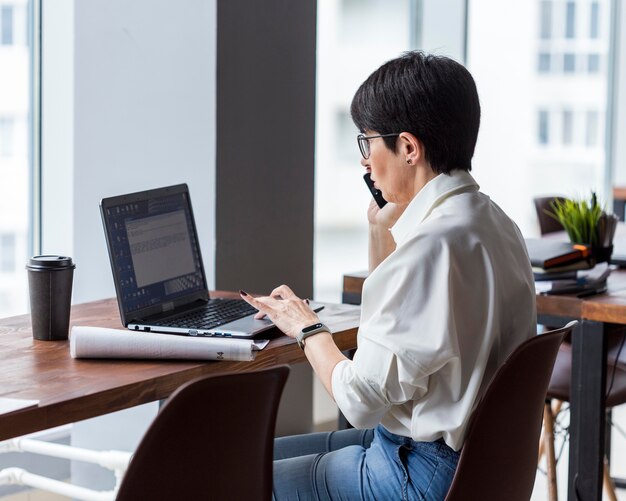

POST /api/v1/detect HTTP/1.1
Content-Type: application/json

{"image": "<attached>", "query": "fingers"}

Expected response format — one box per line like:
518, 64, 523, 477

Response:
240, 291, 281, 318
240, 289, 319, 339
368, 198, 380, 212
239, 290, 263, 310
241, 286, 309, 322
270, 284, 299, 301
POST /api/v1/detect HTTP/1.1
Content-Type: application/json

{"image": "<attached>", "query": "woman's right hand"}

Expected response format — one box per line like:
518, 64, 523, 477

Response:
367, 199, 407, 272
367, 198, 407, 230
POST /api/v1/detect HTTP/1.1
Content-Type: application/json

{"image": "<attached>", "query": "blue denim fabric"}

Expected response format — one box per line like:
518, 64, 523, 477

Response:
273, 425, 459, 500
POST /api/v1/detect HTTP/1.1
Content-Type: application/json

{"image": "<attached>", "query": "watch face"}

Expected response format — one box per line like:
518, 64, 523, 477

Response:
302, 323, 323, 333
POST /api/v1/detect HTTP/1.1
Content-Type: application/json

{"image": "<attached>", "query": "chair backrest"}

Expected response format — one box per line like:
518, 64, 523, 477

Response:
534, 196, 566, 235
115, 365, 290, 501
445, 322, 575, 501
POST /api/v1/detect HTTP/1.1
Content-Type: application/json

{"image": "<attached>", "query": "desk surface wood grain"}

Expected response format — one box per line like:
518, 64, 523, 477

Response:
0, 292, 359, 441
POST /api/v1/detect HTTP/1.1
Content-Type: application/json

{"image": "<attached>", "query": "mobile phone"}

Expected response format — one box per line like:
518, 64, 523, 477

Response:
363, 173, 387, 209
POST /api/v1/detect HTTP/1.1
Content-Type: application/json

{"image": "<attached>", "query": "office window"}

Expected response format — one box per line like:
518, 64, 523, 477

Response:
540, 1, 552, 39
0, 234, 16, 272
0, 292, 10, 311
586, 110, 599, 147
0, 0, 34, 317
538, 110, 550, 145
588, 53, 600, 73
562, 109, 574, 145
1, 5, 13, 45
538, 52, 551, 72
565, 1, 576, 39
563, 53, 576, 72
335, 110, 359, 164
0, 117, 14, 157
339, 0, 409, 47
590, 1, 600, 39
315, 0, 414, 305
468, 0, 612, 236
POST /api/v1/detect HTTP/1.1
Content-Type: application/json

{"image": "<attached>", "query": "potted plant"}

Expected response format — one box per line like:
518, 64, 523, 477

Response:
548, 193, 617, 262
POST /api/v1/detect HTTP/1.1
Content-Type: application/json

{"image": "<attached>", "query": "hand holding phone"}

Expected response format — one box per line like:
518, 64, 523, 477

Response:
363, 173, 387, 209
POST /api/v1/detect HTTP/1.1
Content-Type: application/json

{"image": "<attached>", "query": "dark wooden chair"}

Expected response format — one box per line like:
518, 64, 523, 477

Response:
540, 333, 626, 500
115, 365, 290, 501
445, 323, 573, 501
534, 196, 566, 235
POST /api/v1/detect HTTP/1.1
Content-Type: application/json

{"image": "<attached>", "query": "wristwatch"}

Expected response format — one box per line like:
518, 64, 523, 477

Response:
296, 322, 331, 350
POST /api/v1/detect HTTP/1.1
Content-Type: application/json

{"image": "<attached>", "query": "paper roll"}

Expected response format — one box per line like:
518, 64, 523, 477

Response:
70, 326, 269, 362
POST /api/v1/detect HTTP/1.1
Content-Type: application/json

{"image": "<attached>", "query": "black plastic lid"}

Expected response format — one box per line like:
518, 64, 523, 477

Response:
26, 255, 75, 271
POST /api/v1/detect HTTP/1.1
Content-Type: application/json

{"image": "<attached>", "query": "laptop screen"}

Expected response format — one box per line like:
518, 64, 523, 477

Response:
101, 185, 207, 316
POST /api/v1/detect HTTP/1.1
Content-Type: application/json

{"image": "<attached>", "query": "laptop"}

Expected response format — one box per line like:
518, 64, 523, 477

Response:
100, 184, 274, 338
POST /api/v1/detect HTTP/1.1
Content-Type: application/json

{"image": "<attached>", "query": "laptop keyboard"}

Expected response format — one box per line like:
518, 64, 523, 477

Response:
152, 299, 258, 330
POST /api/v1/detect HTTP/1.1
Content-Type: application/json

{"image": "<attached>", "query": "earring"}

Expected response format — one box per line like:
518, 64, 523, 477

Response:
406, 159, 412, 164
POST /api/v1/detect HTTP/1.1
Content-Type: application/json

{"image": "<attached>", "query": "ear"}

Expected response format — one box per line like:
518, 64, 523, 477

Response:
397, 132, 423, 165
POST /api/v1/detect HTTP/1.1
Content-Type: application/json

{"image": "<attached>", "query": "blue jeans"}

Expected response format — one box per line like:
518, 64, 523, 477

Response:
273, 425, 459, 500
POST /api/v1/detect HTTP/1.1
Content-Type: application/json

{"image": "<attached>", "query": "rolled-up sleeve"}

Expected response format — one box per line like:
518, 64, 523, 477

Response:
331, 336, 431, 429
332, 358, 389, 429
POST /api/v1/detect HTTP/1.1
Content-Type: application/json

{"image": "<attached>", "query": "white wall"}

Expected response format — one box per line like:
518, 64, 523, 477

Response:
41, 0, 217, 492
42, 0, 217, 303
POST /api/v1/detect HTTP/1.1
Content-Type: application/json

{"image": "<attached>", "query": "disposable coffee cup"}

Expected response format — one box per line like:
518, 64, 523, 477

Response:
26, 255, 76, 341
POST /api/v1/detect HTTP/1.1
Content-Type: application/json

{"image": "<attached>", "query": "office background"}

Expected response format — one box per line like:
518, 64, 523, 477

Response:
0, 0, 626, 498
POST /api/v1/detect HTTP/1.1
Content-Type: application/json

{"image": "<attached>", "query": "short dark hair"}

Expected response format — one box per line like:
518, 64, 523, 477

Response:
350, 51, 481, 174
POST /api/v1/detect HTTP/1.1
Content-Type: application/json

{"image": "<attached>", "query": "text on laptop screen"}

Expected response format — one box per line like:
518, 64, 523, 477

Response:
104, 192, 205, 314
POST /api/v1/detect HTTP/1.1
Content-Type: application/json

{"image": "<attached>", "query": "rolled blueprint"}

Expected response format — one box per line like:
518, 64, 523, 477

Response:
70, 326, 269, 362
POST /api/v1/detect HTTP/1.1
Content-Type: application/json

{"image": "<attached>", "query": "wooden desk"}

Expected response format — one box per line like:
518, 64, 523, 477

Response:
0, 292, 360, 442
342, 270, 626, 501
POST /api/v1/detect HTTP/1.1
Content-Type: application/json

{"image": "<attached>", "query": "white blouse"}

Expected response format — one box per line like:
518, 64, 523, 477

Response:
331, 170, 536, 451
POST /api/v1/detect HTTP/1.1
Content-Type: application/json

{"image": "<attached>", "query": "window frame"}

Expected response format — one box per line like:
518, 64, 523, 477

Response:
604, 0, 623, 200
29, 0, 42, 256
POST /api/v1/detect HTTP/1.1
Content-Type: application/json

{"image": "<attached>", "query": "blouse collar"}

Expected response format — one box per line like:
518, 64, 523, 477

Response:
390, 170, 480, 247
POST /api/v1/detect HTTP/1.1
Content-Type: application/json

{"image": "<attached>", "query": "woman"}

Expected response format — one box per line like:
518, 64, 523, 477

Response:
240, 51, 536, 500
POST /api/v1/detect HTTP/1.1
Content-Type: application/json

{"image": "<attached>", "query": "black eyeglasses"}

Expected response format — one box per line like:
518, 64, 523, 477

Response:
357, 133, 400, 159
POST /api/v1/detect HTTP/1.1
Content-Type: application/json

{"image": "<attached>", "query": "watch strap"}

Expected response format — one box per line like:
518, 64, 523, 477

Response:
296, 322, 331, 350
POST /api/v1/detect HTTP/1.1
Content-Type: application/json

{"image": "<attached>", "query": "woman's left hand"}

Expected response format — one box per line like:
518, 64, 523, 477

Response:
239, 285, 319, 338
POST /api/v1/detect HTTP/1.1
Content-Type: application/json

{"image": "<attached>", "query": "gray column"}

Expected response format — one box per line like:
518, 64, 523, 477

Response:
215, 0, 316, 296
216, 0, 318, 435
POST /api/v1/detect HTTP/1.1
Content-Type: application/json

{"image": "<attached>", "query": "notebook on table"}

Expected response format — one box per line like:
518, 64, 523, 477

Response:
100, 184, 273, 339
524, 238, 591, 270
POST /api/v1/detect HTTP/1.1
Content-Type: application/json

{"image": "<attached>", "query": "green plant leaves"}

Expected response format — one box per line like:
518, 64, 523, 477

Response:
547, 194, 603, 246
